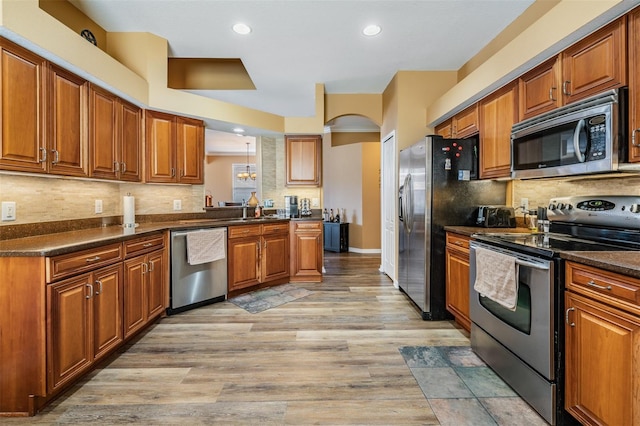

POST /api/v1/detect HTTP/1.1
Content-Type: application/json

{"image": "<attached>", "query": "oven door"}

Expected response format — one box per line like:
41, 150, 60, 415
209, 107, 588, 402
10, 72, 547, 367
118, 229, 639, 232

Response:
469, 241, 555, 380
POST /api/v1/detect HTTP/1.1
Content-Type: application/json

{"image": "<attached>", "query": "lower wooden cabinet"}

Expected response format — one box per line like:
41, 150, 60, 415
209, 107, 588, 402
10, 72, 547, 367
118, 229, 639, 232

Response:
564, 261, 640, 426
290, 220, 323, 283
227, 222, 290, 293
47, 263, 123, 392
445, 232, 471, 331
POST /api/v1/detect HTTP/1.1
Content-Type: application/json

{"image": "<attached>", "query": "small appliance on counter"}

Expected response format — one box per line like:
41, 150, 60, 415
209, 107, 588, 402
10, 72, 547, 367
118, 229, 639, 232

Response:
285, 195, 298, 218
300, 198, 312, 216
474, 205, 516, 228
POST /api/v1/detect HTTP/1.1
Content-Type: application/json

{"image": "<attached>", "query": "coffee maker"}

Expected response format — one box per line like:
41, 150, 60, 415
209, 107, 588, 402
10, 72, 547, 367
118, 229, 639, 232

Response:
284, 195, 298, 218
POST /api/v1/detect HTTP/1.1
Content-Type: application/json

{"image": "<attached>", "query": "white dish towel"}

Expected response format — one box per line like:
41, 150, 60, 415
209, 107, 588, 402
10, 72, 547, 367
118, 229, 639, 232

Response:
186, 229, 226, 265
473, 246, 518, 311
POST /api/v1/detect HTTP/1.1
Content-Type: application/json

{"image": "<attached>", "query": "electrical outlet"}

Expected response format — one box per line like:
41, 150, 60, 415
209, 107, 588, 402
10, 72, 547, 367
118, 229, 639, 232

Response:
173, 199, 182, 211
312, 198, 320, 207
520, 198, 529, 211
95, 199, 103, 214
2, 201, 16, 221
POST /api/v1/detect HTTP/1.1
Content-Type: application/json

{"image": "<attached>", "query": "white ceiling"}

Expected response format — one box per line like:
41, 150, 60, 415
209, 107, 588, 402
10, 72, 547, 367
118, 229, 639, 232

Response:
69, 0, 534, 119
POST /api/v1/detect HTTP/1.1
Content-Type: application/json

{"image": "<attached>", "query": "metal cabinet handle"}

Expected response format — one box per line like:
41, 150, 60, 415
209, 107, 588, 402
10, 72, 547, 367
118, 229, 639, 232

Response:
86, 256, 101, 262
180, 169, 185, 177
549, 87, 557, 101
114, 161, 120, 173
39, 147, 47, 163
565, 307, 575, 327
95, 279, 103, 295
121, 162, 126, 173
454, 241, 464, 246
562, 80, 571, 95
143, 242, 153, 247
148, 260, 154, 272
632, 128, 640, 147
142, 262, 148, 274
171, 167, 176, 177
587, 280, 612, 291
51, 149, 60, 165
86, 283, 94, 299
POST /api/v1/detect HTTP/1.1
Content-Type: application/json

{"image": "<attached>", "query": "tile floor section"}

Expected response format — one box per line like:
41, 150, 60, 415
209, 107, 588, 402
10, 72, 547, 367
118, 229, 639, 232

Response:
400, 346, 548, 426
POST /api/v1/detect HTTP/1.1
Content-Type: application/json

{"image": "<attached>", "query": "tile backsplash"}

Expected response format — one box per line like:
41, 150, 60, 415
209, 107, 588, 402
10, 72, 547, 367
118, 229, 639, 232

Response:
0, 173, 204, 225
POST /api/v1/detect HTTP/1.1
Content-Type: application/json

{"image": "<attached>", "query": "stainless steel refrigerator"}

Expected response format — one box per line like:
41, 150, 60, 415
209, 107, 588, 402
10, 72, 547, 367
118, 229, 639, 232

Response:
398, 135, 507, 320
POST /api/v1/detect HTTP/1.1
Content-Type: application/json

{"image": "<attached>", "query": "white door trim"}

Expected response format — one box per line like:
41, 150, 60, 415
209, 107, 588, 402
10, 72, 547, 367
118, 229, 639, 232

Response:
380, 130, 397, 287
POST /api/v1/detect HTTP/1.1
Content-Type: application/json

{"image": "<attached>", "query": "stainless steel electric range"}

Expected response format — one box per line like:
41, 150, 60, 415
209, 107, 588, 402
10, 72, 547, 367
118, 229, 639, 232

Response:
468, 195, 640, 425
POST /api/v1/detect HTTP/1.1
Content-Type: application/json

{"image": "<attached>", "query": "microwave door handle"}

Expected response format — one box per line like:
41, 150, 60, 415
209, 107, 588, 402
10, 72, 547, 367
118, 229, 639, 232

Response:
573, 118, 586, 163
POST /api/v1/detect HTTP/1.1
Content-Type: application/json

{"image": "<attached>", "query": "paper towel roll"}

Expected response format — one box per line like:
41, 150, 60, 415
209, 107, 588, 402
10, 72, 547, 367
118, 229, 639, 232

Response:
123, 195, 135, 227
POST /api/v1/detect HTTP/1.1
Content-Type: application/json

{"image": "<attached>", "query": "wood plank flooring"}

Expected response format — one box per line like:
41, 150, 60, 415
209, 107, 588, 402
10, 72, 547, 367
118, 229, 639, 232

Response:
4, 252, 539, 425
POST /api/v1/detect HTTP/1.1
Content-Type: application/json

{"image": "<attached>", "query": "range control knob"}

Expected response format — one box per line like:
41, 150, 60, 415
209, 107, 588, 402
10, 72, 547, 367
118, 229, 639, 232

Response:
556, 203, 565, 210
566, 204, 573, 210
631, 204, 640, 213
548, 203, 557, 210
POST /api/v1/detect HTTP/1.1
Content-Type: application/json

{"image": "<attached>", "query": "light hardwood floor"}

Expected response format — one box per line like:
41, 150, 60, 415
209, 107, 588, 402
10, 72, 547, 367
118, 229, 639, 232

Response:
5, 252, 542, 425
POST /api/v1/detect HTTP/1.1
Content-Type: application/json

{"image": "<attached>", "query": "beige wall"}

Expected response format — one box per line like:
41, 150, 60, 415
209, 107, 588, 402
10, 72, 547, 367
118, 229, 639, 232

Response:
325, 94, 383, 125
361, 142, 381, 249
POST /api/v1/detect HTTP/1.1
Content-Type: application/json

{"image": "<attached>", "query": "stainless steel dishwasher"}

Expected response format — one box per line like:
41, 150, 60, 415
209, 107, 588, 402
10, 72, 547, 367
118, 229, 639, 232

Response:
168, 228, 227, 315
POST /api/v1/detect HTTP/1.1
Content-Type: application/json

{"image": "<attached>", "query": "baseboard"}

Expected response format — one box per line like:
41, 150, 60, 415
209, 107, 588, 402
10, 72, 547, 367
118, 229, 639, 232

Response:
347, 247, 381, 254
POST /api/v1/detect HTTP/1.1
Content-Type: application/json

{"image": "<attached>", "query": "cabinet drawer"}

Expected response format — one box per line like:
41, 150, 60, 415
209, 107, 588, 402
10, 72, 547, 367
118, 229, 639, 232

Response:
566, 261, 640, 312
446, 233, 470, 252
292, 221, 322, 232
262, 222, 289, 235
124, 233, 165, 258
228, 225, 261, 239
47, 243, 122, 283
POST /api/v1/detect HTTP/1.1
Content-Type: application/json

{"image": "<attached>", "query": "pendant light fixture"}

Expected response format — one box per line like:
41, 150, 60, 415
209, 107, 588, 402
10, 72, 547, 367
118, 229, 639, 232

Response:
237, 142, 256, 181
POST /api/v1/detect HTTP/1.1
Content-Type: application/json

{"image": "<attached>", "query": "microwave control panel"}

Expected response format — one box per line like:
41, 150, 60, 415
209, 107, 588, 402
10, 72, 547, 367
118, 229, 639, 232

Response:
587, 116, 607, 160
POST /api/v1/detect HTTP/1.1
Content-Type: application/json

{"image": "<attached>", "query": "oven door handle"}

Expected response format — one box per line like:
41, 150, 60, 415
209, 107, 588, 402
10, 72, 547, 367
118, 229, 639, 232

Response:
515, 259, 550, 270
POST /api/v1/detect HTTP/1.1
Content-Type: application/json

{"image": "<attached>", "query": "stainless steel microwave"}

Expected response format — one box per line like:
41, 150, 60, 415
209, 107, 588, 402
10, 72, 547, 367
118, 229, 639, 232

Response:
511, 89, 627, 179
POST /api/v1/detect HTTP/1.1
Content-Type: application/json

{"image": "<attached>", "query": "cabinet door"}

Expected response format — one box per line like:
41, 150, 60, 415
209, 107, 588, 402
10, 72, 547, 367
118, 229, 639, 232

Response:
562, 18, 626, 104
290, 223, 323, 282
262, 233, 290, 282
228, 237, 261, 291
176, 116, 204, 184
146, 250, 165, 320
445, 246, 470, 331
434, 120, 452, 138
452, 104, 479, 138
0, 40, 47, 173
285, 135, 322, 186
88, 84, 118, 179
565, 292, 640, 426
47, 273, 93, 392
92, 264, 123, 360
146, 110, 176, 183
518, 56, 561, 120
119, 100, 142, 181
48, 64, 88, 177
629, 8, 640, 163
123, 255, 147, 338
479, 82, 517, 179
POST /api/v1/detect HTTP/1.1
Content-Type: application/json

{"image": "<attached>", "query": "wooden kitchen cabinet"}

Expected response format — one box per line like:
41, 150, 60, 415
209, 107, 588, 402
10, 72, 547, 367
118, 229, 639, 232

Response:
564, 261, 640, 426
88, 85, 142, 181
435, 104, 479, 139
0, 38, 47, 173
445, 232, 471, 332
47, 263, 123, 392
123, 237, 166, 339
629, 7, 640, 162
290, 220, 323, 283
146, 110, 204, 184
518, 56, 562, 120
479, 81, 518, 179
227, 223, 290, 293
285, 135, 322, 186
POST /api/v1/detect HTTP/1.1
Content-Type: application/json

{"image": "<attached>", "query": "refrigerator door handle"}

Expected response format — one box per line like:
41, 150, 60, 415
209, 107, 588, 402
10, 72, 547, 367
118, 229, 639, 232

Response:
405, 174, 413, 233
398, 186, 404, 223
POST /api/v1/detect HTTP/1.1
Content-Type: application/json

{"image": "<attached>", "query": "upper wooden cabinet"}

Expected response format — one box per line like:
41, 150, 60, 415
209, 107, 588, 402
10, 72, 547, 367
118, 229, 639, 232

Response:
629, 7, 640, 163
285, 135, 322, 186
89, 85, 142, 181
435, 104, 479, 139
146, 110, 204, 184
479, 82, 518, 179
0, 39, 47, 173
519, 18, 626, 121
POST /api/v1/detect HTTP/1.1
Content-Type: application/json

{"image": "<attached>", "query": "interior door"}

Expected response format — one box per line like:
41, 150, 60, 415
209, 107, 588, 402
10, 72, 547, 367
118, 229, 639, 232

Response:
381, 132, 396, 282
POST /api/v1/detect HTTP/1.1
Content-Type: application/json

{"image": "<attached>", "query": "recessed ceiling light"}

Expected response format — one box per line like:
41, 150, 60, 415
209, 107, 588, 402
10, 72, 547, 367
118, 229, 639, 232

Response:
233, 127, 245, 133
362, 24, 381, 36
232, 23, 251, 35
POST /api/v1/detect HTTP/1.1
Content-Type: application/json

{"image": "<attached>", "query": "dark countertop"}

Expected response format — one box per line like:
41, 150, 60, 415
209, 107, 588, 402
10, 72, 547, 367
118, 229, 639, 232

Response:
0, 216, 321, 257
445, 226, 640, 279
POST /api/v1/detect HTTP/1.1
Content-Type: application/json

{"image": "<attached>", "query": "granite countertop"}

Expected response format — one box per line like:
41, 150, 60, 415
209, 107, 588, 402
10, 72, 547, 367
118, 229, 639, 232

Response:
443, 225, 533, 237
0, 216, 319, 257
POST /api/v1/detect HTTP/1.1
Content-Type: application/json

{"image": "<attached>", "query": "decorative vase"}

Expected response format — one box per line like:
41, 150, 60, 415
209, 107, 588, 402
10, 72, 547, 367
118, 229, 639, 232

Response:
247, 191, 259, 207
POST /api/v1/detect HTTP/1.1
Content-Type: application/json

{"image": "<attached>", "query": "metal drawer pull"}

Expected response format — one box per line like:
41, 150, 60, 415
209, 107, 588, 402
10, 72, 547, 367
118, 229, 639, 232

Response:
565, 307, 575, 327
142, 262, 148, 273
51, 149, 60, 165
562, 80, 571, 95
549, 87, 557, 101
454, 241, 464, 246
121, 162, 126, 173
587, 280, 612, 291
86, 283, 93, 299
95, 279, 103, 295
143, 243, 153, 247
39, 147, 47, 163
148, 261, 154, 272
114, 161, 120, 172
86, 256, 101, 262
632, 128, 639, 147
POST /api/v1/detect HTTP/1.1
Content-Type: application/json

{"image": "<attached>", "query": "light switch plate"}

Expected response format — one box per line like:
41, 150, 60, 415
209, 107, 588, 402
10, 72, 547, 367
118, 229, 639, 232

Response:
173, 199, 182, 211
520, 198, 529, 211
2, 201, 16, 221
312, 198, 320, 207
95, 199, 103, 214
